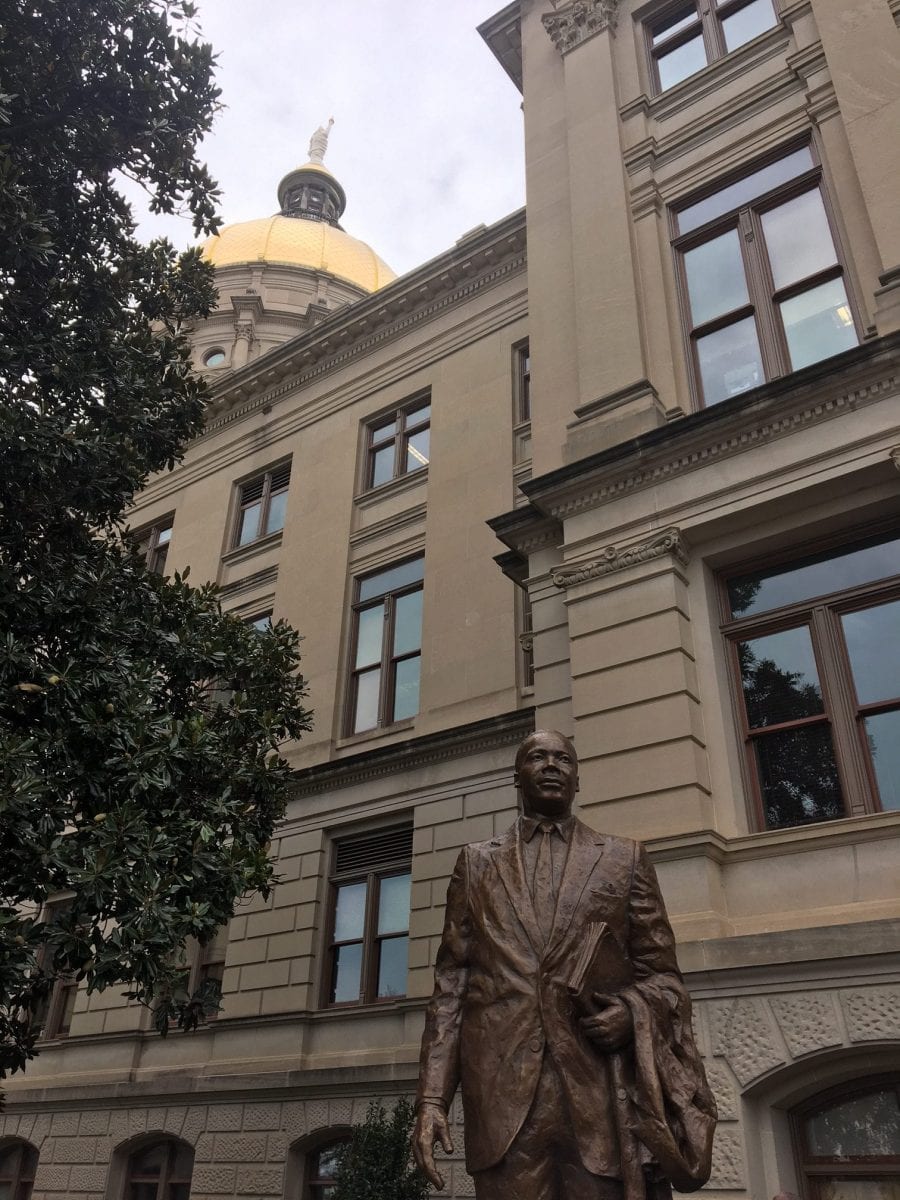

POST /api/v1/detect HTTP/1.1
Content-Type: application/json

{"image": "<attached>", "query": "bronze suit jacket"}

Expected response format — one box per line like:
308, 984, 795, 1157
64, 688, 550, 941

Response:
416, 818, 715, 1187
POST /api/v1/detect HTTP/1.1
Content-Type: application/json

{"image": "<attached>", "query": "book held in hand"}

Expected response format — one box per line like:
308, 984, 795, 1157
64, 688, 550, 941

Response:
566, 920, 633, 1015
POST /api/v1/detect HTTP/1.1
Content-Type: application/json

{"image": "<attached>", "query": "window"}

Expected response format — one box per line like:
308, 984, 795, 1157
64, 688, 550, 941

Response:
203, 347, 226, 368
30, 899, 77, 1041
166, 924, 229, 1024
793, 1078, 900, 1199
648, 0, 777, 91
520, 587, 535, 691
674, 145, 858, 407
0, 1140, 38, 1200
123, 1139, 194, 1200
134, 518, 173, 575
245, 611, 273, 633
233, 461, 291, 547
347, 557, 424, 734
514, 340, 531, 423
325, 826, 413, 1006
305, 1139, 349, 1200
723, 529, 900, 831
366, 395, 430, 489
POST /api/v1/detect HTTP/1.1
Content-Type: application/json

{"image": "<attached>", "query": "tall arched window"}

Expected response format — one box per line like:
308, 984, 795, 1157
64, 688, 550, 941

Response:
0, 1140, 38, 1200
305, 1139, 348, 1200
123, 1138, 193, 1200
794, 1078, 900, 1199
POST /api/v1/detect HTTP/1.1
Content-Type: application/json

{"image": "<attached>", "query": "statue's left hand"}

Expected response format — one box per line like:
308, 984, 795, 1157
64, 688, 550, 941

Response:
579, 992, 633, 1051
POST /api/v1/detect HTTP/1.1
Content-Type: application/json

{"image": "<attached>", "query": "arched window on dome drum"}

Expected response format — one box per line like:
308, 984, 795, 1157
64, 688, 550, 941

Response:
793, 1078, 900, 1199
0, 1140, 39, 1200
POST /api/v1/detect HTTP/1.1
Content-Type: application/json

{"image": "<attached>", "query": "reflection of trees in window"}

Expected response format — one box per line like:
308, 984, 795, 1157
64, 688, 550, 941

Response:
794, 1078, 900, 1199
724, 530, 900, 829
306, 1139, 349, 1199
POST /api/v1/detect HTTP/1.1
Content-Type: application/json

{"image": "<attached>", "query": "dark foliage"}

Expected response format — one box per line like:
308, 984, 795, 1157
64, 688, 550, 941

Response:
0, 0, 312, 1076
333, 1099, 430, 1200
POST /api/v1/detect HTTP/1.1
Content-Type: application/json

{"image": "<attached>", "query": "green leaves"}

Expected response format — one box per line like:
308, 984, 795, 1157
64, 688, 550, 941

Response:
0, 0, 312, 1077
333, 1100, 430, 1200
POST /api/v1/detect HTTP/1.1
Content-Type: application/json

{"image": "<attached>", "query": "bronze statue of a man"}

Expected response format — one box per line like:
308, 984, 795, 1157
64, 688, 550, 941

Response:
412, 730, 716, 1200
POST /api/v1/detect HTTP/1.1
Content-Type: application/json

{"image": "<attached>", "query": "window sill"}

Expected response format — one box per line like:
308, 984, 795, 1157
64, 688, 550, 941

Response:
335, 718, 416, 752
220, 528, 283, 567
354, 468, 428, 509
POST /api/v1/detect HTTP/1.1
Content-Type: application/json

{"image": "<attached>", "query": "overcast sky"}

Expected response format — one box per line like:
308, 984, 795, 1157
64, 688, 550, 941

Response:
125, 1, 526, 278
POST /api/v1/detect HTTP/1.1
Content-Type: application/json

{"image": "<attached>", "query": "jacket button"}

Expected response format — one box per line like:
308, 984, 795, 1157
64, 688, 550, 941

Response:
617, 1087, 627, 1100
529, 1037, 543, 1053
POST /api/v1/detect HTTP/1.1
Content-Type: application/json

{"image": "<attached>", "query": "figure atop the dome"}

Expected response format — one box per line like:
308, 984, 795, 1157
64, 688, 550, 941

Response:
308, 117, 334, 165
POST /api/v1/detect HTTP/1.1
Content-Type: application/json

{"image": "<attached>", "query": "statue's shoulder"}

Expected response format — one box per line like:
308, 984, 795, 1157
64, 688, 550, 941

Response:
573, 818, 637, 861
462, 824, 516, 862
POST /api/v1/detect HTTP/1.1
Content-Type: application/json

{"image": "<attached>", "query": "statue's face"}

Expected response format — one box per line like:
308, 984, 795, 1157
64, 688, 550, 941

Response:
515, 730, 579, 819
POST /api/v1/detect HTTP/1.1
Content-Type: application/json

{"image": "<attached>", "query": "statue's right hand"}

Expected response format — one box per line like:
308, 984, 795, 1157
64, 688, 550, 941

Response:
411, 1100, 454, 1190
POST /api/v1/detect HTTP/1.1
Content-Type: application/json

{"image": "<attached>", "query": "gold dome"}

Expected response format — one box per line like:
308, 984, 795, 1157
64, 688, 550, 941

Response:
202, 215, 396, 293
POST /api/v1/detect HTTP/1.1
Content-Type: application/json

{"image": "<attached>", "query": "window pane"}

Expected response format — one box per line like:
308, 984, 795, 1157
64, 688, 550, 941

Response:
331, 942, 362, 1003
170, 1186, 190, 1200
780, 277, 858, 370
754, 724, 844, 829
406, 400, 431, 426
237, 502, 261, 545
696, 316, 763, 404
0, 1187, 11, 1200
315, 1145, 344, 1179
728, 534, 900, 617
131, 1145, 166, 1174
817, 1182, 900, 1200
334, 881, 367, 942
657, 31, 707, 90
371, 418, 397, 445
762, 189, 837, 290
376, 935, 409, 998
156, 525, 172, 546
393, 655, 420, 722
353, 667, 381, 732
370, 443, 395, 488
721, 0, 776, 51
652, 4, 698, 44
806, 1086, 900, 1157
405, 428, 430, 472
378, 873, 411, 935
738, 627, 823, 728
358, 557, 424, 603
842, 600, 900, 705
265, 488, 288, 535
864, 710, 900, 811
678, 147, 815, 233
355, 603, 385, 669
393, 590, 423, 657
129, 1186, 159, 1200
684, 229, 749, 325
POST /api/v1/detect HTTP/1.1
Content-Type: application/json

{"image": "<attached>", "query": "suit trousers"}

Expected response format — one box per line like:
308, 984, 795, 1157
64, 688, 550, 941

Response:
471, 1052, 626, 1200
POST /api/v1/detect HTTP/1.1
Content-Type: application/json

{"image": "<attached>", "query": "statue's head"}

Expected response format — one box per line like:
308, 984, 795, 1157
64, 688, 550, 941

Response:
514, 729, 579, 820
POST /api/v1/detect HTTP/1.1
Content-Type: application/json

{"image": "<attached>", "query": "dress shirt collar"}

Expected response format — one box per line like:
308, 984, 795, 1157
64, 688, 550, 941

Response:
519, 813, 574, 843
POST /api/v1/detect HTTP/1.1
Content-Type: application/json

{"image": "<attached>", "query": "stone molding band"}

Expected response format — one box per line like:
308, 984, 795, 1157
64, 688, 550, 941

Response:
542, 0, 619, 55
550, 527, 689, 588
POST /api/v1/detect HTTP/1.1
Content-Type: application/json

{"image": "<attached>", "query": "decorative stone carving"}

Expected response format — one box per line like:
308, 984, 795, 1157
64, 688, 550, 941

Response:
771, 993, 842, 1058
707, 1126, 747, 1190
550, 527, 689, 588
233, 320, 255, 344
542, 0, 619, 55
840, 985, 900, 1042
709, 997, 786, 1087
704, 1058, 738, 1121
518, 631, 534, 653
890, 445, 900, 472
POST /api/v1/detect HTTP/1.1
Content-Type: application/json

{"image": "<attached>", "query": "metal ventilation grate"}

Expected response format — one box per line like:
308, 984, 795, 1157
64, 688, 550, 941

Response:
334, 825, 413, 875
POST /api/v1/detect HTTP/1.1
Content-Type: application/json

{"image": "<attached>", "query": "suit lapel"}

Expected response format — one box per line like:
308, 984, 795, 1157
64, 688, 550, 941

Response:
546, 817, 605, 954
491, 820, 543, 953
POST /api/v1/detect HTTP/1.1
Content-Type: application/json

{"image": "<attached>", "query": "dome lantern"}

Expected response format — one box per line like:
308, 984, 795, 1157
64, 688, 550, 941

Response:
276, 118, 347, 226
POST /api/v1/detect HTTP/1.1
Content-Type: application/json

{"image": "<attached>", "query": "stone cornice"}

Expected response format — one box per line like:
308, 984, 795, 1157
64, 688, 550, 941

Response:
519, 333, 900, 522
478, 1, 523, 93
202, 210, 527, 434
542, 0, 618, 55
288, 709, 534, 799
550, 527, 689, 588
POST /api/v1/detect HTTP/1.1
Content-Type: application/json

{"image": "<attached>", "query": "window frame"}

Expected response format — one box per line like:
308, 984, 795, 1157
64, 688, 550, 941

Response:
122, 1137, 194, 1200
672, 142, 859, 409
231, 460, 291, 549
364, 393, 431, 492
345, 556, 424, 735
0, 1139, 39, 1200
719, 524, 900, 832
322, 828, 413, 1009
791, 1076, 900, 1198
30, 898, 78, 1042
133, 516, 174, 576
645, 0, 779, 93
304, 1136, 351, 1200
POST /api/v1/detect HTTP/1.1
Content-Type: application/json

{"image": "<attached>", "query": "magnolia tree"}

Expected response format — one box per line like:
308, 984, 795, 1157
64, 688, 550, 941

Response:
0, 0, 312, 1076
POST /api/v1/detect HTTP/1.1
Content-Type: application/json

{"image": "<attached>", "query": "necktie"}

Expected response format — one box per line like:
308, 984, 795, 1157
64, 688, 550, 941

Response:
533, 821, 555, 944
